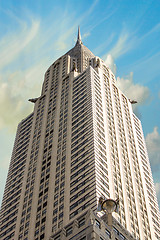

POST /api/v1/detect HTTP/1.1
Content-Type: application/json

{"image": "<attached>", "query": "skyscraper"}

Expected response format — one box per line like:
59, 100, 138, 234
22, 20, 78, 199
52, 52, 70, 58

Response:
0, 28, 160, 240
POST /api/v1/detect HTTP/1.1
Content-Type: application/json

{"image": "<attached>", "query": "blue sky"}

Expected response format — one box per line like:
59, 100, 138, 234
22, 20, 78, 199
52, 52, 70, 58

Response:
0, 0, 160, 207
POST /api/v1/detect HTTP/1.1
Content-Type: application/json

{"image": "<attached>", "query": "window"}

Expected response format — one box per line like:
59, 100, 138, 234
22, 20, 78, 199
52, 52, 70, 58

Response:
40, 233, 45, 239
41, 217, 46, 223
42, 209, 46, 216
54, 235, 60, 240
95, 219, 101, 229
54, 201, 58, 207
43, 201, 47, 208
80, 237, 86, 240
60, 189, 64, 195
78, 218, 85, 227
66, 226, 72, 236
59, 204, 64, 211
35, 229, 39, 236
18, 234, 23, 239
119, 233, 125, 239
113, 227, 119, 235
35, 221, 40, 228
59, 212, 63, 219
58, 220, 63, 228
53, 217, 57, 223
24, 230, 28, 236
60, 196, 64, 203
53, 208, 58, 215
105, 229, 111, 238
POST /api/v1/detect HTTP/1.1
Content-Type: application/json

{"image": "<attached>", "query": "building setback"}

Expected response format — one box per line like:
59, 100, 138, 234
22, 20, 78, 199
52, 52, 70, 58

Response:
0, 28, 160, 240
49, 209, 137, 240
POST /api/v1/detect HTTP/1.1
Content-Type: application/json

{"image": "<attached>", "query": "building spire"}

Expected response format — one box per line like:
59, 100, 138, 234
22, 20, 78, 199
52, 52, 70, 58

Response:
76, 26, 82, 45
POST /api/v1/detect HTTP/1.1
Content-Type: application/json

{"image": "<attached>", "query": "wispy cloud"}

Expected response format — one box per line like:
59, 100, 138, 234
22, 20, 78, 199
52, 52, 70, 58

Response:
0, 12, 47, 132
108, 32, 129, 59
0, 2, 102, 132
53, 0, 100, 50
94, 33, 115, 56
0, 19, 40, 69
102, 29, 135, 60
140, 22, 160, 41
102, 22, 160, 66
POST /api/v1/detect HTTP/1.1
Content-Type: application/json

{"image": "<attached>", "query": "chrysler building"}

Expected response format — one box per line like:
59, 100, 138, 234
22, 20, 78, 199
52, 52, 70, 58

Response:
0, 28, 160, 240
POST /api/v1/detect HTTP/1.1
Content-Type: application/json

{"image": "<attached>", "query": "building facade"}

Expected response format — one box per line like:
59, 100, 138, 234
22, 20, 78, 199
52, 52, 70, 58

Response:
0, 28, 160, 240
49, 209, 136, 240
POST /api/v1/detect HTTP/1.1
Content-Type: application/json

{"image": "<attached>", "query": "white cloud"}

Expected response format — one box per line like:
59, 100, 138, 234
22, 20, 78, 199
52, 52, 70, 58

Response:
0, 153, 10, 170
0, 56, 50, 132
105, 54, 116, 75
146, 124, 160, 206
104, 55, 150, 120
145, 127, 160, 206
0, 72, 32, 131
146, 127, 160, 168
116, 72, 150, 105
0, 8, 95, 133
155, 183, 160, 207
0, 12, 56, 132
